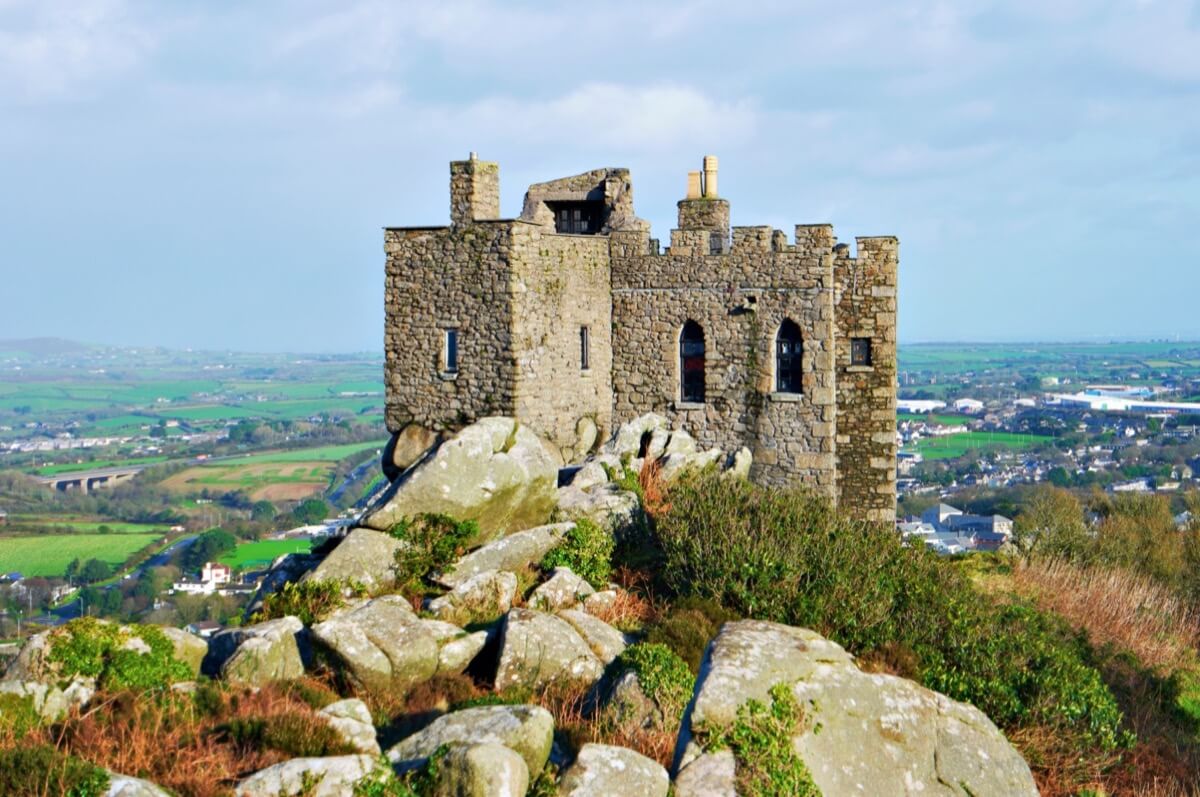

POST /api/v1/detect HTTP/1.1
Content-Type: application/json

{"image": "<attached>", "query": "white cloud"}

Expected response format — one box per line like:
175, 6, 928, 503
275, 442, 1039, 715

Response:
0, 0, 159, 100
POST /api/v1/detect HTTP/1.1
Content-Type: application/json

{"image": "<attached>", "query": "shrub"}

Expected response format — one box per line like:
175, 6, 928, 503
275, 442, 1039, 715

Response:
655, 471, 1129, 758
253, 579, 365, 626
47, 617, 191, 691
644, 597, 740, 674
614, 643, 694, 723
390, 514, 479, 587
540, 518, 614, 589
0, 693, 39, 739
698, 683, 818, 797
219, 711, 355, 757
0, 744, 110, 797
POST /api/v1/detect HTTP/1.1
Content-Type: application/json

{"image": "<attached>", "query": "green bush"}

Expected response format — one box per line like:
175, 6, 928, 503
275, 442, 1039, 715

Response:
614, 643, 694, 723
656, 471, 1129, 757
540, 518, 614, 589
698, 683, 819, 797
0, 744, 110, 797
390, 514, 479, 587
253, 579, 365, 626
46, 617, 192, 691
644, 597, 740, 674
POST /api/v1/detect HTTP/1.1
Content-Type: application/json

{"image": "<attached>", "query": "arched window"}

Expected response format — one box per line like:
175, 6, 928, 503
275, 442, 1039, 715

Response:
776, 320, 803, 393
680, 320, 706, 403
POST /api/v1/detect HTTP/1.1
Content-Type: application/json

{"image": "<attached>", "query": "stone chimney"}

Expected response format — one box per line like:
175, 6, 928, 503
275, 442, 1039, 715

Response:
450, 152, 500, 226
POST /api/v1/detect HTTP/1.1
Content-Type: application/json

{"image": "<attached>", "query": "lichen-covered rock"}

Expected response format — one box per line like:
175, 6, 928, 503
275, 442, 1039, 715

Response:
672, 751, 736, 797
607, 671, 658, 729
434, 742, 529, 797
382, 423, 440, 481
725, 447, 752, 479
582, 590, 618, 616
363, 418, 560, 544
105, 772, 174, 796
207, 617, 308, 686
602, 413, 668, 459
311, 596, 438, 692
427, 570, 517, 624
435, 523, 574, 588
657, 448, 722, 481
441, 632, 489, 674
674, 620, 1038, 796
319, 698, 380, 756
0, 679, 84, 722
529, 567, 595, 612
235, 754, 380, 796
244, 552, 321, 617
569, 460, 609, 491
557, 743, 669, 797
495, 608, 604, 691
386, 705, 554, 777
558, 609, 628, 666
302, 527, 408, 594
556, 484, 640, 534
160, 627, 207, 677
1, 630, 51, 682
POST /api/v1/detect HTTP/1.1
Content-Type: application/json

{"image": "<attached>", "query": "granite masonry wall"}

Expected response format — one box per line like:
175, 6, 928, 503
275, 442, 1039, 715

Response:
834, 236, 899, 521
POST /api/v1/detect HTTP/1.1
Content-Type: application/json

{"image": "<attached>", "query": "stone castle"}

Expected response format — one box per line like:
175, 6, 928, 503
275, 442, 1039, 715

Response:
383, 155, 898, 521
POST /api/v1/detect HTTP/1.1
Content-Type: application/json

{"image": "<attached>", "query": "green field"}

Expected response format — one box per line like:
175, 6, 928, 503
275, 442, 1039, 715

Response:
32, 456, 169, 476
219, 538, 316, 569
6, 516, 168, 534
905, 431, 1053, 460
0, 533, 163, 577
233, 441, 388, 464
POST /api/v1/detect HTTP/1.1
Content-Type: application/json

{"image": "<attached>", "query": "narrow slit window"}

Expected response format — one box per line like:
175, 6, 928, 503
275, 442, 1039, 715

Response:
444, 328, 459, 373
776, 320, 803, 393
580, 326, 590, 370
680, 320, 706, 403
851, 337, 872, 367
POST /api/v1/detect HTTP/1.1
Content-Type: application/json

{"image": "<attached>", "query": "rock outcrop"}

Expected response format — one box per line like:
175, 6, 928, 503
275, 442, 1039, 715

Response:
433, 742, 529, 797
494, 608, 604, 691
674, 620, 1039, 796
386, 704, 555, 777
235, 754, 381, 797
310, 596, 438, 691
434, 522, 574, 588
160, 627, 207, 676
205, 617, 308, 687
302, 527, 408, 594
557, 743, 670, 797
427, 570, 517, 624
318, 698, 381, 756
528, 566, 594, 612
363, 418, 560, 544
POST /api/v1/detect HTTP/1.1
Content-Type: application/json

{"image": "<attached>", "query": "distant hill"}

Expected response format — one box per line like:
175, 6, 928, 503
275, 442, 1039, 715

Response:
0, 337, 93, 356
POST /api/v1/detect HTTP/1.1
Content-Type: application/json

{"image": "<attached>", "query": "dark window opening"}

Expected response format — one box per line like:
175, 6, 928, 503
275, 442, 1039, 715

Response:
851, 337, 872, 367
709, 232, 724, 255
444, 328, 459, 373
580, 326, 590, 370
549, 201, 605, 235
680, 320, 706, 403
776, 320, 803, 393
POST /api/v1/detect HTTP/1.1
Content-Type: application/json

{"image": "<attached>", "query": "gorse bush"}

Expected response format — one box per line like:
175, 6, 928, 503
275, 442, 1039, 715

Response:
541, 518, 614, 588
0, 693, 39, 739
390, 514, 479, 587
655, 471, 1129, 757
47, 617, 192, 691
253, 579, 365, 625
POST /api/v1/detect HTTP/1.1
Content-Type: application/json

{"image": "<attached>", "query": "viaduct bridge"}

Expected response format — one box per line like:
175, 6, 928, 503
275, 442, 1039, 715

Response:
35, 465, 146, 493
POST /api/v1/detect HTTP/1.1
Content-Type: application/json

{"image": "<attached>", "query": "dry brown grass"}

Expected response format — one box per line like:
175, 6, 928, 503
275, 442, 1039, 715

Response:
1014, 558, 1200, 672
536, 680, 677, 768
587, 567, 660, 632
638, 458, 670, 518
2, 681, 351, 797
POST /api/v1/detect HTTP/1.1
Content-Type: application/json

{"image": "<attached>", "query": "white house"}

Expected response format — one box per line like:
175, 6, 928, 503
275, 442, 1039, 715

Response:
954, 398, 984, 414
172, 561, 233, 596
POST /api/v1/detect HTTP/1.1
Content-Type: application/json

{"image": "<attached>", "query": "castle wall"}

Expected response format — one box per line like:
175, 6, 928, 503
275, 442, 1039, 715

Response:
509, 224, 614, 459
383, 223, 517, 433
834, 236, 899, 522
610, 228, 838, 495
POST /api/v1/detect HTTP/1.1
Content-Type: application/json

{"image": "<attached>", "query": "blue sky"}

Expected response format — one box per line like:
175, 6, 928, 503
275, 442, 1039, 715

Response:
1, 0, 1198, 351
